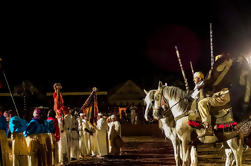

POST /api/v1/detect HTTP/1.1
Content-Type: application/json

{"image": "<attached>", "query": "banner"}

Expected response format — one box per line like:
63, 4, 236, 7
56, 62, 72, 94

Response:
53, 83, 64, 118
81, 88, 99, 124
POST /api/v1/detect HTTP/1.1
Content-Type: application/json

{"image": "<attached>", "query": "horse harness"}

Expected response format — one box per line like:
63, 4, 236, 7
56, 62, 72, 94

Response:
154, 86, 189, 122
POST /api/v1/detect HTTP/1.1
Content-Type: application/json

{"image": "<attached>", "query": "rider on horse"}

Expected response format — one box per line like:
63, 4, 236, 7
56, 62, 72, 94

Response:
196, 52, 251, 138
191, 71, 205, 100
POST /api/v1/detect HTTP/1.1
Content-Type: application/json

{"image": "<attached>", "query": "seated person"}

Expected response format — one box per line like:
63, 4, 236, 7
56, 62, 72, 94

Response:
197, 52, 233, 137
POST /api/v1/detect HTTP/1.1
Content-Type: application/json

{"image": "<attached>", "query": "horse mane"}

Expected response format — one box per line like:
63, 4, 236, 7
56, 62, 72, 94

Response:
163, 86, 190, 111
144, 90, 156, 103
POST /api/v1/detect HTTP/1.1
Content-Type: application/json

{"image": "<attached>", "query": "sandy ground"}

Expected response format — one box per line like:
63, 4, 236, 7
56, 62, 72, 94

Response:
68, 136, 251, 166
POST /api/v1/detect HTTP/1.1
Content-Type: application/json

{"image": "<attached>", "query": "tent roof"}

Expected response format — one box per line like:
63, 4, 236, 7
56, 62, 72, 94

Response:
108, 80, 145, 106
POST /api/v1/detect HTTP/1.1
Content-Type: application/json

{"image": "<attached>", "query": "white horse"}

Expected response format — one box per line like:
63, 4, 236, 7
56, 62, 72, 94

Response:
144, 89, 197, 166
145, 81, 243, 166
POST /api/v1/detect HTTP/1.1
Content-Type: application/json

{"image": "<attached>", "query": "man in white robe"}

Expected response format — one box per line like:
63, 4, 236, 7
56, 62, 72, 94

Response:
130, 108, 136, 125
108, 115, 123, 155
58, 116, 69, 165
94, 113, 108, 157
70, 111, 79, 160
64, 109, 73, 161
107, 116, 113, 153
78, 113, 91, 158
89, 121, 99, 157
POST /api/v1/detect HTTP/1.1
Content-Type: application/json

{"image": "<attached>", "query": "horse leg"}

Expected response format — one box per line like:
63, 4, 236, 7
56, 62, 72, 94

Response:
224, 148, 234, 166
190, 146, 197, 166
170, 136, 182, 166
226, 138, 243, 166
181, 140, 191, 166
179, 142, 183, 163
178, 139, 184, 165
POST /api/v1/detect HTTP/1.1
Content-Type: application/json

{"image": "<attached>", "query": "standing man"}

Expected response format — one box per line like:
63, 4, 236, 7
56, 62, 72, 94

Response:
47, 109, 59, 166
9, 116, 28, 166
130, 105, 137, 125
78, 113, 91, 158
57, 112, 69, 165
78, 113, 85, 158
108, 115, 123, 155
64, 107, 72, 162
89, 121, 98, 157
94, 113, 108, 157
24, 107, 43, 166
70, 110, 79, 160
0, 112, 9, 166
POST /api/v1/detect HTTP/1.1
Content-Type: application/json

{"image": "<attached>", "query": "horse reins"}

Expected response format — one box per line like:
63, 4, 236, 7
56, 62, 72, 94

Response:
159, 86, 189, 121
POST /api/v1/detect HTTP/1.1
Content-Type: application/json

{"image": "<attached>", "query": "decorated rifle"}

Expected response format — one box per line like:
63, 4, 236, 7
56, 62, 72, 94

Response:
210, 23, 214, 69
175, 46, 189, 93
0, 58, 20, 117
190, 60, 195, 76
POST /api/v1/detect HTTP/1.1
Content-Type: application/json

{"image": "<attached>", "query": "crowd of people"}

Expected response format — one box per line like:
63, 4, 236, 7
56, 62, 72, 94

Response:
0, 107, 123, 166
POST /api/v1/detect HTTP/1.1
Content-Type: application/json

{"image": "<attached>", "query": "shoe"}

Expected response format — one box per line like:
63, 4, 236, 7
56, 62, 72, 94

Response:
198, 125, 214, 138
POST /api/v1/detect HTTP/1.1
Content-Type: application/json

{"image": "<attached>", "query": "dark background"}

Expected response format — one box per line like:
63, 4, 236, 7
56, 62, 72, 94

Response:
1, 1, 251, 93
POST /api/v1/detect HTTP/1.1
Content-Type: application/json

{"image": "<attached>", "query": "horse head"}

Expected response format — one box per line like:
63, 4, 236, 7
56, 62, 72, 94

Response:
143, 89, 157, 122
151, 81, 170, 120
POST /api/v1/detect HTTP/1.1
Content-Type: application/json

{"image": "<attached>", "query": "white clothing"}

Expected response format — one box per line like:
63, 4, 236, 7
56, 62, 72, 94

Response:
191, 80, 204, 99
78, 118, 91, 156
64, 114, 72, 160
95, 118, 108, 156
130, 109, 137, 124
108, 120, 122, 155
70, 117, 79, 159
89, 122, 99, 156
58, 118, 70, 164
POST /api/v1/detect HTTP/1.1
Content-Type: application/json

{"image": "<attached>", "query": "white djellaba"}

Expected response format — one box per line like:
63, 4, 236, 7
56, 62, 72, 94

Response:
94, 113, 108, 157
70, 115, 79, 160
57, 117, 70, 165
108, 115, 123, 155
78, 114, 91, 157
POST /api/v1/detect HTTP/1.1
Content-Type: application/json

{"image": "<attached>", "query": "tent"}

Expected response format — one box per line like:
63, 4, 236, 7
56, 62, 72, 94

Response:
108, 80, 145, 106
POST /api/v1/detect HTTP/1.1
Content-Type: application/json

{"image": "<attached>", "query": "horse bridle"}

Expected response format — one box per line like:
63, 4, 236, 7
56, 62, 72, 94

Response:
152, 86, 170, 116
153, 86, 188, 119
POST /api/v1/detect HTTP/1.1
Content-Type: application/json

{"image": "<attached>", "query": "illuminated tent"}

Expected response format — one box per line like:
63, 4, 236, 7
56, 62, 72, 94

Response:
108, 80, 145, 106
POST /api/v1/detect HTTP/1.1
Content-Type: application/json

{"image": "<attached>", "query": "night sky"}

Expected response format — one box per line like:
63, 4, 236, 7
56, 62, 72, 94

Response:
2, 1, 251, 92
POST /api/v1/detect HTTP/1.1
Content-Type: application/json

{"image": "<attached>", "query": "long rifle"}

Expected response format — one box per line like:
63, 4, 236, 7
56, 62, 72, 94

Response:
175, 46, 189, 93
0, 58, 20, 117
190, 60, 195, 76
210, 23, 214, 69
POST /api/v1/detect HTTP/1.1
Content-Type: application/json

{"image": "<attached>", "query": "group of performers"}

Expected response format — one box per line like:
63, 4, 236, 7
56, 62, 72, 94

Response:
0, 50, 250, 166
0, 83, 124, 166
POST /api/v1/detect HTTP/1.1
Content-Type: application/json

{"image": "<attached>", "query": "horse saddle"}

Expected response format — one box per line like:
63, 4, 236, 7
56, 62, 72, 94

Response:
188, 102, 236, 130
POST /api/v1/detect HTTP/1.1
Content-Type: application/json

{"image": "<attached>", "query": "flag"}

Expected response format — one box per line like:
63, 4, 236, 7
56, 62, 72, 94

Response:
81, 88, 99, 124
53, 83, 64, 119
